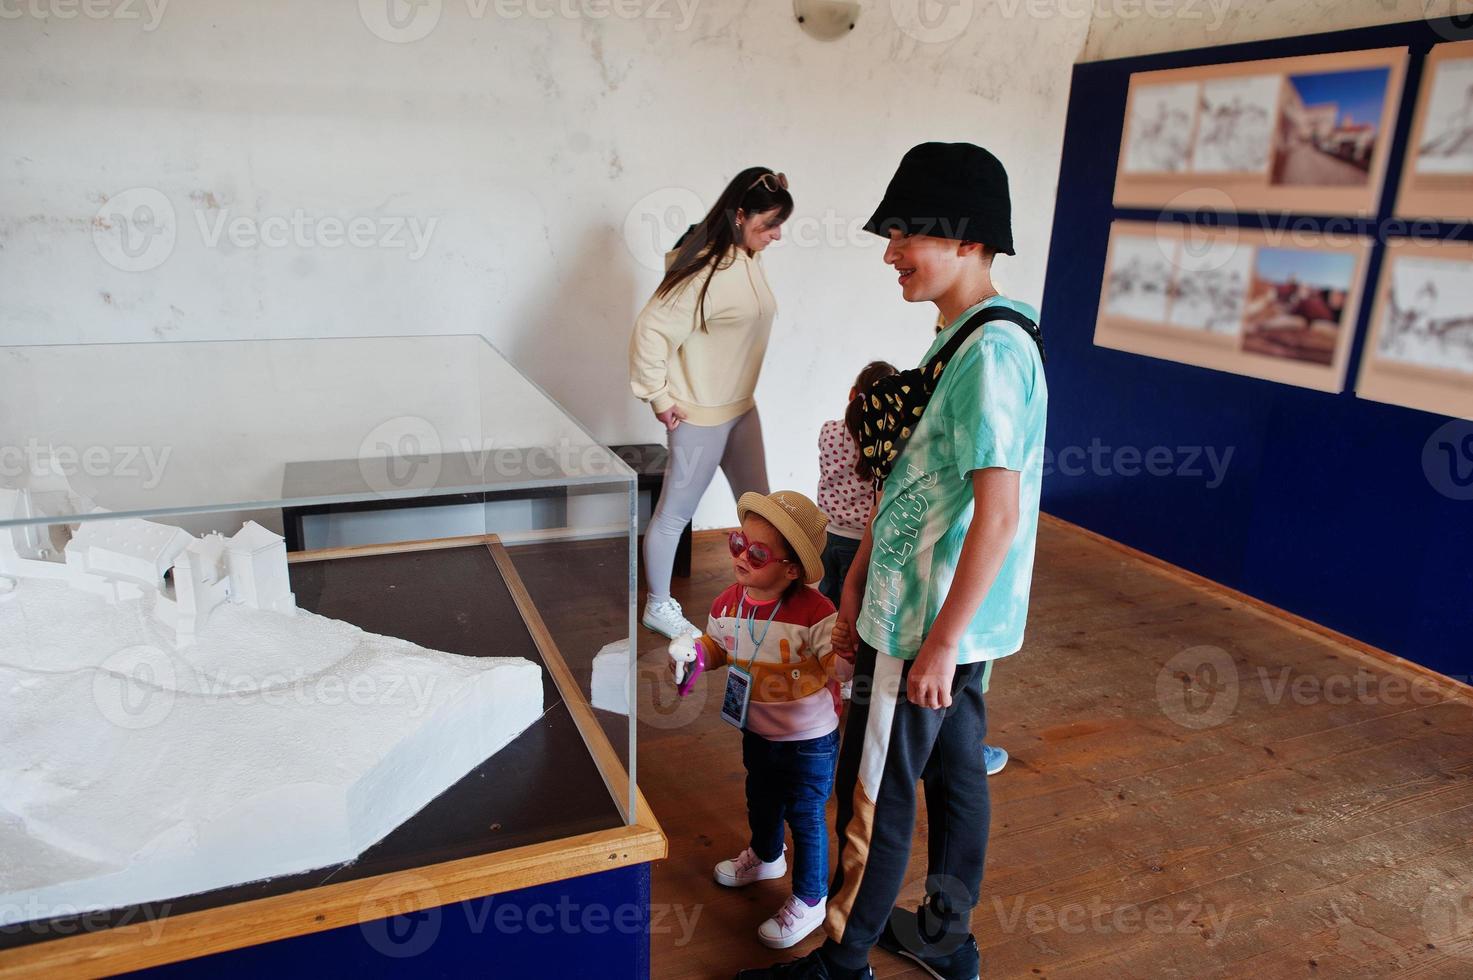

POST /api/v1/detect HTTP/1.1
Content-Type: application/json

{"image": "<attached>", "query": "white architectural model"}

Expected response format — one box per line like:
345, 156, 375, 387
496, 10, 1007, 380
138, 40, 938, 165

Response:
66, 518, 194, 603
225, 521, 295, 613
148, 521, 297, 648
0, 497, 544, 928
1, 487, 73, 579
3, 492, 299, 648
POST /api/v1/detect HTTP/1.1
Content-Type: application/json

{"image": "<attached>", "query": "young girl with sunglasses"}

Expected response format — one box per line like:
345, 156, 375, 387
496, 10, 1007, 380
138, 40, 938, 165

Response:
667, 490, 850, 950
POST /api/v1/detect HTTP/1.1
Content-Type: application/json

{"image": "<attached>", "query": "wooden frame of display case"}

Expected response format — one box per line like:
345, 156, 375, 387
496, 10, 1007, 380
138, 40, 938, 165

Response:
0, 534, 664, 980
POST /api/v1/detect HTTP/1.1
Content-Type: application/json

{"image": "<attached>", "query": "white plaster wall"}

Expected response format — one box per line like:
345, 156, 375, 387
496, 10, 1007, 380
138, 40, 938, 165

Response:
1, 0, 1090, 531
1081, 0, 1443, 62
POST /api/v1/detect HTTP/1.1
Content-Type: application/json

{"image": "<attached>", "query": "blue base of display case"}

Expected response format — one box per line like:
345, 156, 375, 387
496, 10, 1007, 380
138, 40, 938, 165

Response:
120, 864, 651, 980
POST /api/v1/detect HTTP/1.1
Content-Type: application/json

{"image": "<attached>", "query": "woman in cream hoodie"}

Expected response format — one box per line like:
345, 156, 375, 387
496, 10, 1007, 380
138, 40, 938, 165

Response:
629, 167, 793, 638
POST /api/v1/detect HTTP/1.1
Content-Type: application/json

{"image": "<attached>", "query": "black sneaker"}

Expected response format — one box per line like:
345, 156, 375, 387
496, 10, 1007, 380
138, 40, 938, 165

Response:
877, 903, 981, 980
735, 948, 875, 980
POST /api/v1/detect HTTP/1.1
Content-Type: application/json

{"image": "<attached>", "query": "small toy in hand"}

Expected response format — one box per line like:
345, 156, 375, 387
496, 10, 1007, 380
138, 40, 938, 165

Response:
668, 630, 705, 697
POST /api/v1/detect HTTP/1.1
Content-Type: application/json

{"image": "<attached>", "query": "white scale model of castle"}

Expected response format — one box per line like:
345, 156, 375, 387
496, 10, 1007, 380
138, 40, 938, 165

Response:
0, 470, 544, 929
1, 487, 294, 648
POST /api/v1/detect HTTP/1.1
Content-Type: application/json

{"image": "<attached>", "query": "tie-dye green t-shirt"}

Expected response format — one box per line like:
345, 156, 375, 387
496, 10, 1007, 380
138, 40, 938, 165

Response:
857, 296, 1048, 663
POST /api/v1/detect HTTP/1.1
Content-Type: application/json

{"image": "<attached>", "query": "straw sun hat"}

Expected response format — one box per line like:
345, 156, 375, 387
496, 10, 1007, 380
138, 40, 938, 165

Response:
736, 490, 830, 585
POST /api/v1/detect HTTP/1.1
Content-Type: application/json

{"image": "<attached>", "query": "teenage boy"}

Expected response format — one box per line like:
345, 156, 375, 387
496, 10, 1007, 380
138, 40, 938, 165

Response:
738, 143, 1048, 980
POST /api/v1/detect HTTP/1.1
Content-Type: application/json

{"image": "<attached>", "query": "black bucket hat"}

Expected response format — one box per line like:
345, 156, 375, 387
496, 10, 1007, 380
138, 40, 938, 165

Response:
863, 142, 1015, 256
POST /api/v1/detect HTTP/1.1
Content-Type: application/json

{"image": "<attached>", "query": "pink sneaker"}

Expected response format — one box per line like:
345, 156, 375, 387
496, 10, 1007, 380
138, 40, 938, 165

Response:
714, 846, 786, 887
758, 893, 827, 949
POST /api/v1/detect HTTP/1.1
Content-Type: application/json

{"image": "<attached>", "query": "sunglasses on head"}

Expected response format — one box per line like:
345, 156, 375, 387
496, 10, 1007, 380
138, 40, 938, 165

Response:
748, 171, 789, 193
728, 531, 795, 570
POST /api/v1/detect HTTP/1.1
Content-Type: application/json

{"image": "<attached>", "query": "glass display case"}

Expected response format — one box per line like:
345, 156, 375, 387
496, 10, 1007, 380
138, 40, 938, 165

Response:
0, 336, 661, 975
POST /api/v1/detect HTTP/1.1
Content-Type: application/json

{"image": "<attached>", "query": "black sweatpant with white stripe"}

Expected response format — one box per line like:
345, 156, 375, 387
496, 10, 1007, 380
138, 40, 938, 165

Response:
822, 640, 991, 970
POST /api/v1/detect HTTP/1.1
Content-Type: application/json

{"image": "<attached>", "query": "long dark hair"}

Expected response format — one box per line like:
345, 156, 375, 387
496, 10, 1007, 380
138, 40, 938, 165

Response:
655, 167, 793, 331
844, 360, 899, 484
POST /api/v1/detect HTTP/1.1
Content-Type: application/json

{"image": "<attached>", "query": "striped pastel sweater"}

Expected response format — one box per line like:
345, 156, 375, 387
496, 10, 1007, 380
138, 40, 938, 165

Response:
694, 583, 849, 742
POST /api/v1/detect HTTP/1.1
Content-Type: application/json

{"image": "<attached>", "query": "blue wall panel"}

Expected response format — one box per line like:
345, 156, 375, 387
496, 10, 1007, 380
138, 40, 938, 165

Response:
1039, 16, 1473, 680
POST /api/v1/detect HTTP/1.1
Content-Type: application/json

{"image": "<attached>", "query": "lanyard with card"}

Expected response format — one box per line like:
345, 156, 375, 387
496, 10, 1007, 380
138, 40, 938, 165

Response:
720, 594, 784, 729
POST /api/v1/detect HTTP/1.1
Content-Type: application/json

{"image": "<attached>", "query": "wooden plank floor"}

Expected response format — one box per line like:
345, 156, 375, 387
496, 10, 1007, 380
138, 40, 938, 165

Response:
635, 517, 1473, 980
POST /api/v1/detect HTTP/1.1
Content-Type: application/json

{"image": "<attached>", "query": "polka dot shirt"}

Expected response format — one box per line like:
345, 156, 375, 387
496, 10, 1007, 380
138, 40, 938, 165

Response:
817, 419, 878, 538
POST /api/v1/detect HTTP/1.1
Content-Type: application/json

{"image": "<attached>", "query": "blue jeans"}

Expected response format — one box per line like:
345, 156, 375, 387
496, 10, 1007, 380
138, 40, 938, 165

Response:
743, 728, 839, 903
819, 532, 861, 607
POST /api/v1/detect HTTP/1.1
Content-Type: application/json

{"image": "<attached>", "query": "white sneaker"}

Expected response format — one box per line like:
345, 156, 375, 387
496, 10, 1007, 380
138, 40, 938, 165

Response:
641, 596, 697, 639
714, 846, 786, 888
757, 894, 827, 949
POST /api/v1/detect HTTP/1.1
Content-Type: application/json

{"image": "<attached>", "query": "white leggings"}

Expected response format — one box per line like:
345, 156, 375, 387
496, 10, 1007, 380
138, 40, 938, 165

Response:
643, 407, 769, 599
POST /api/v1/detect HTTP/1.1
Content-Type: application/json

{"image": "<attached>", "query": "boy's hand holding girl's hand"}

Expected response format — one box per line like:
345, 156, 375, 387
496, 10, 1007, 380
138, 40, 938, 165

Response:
831, 619, 856, 661
832, 589, 862, 663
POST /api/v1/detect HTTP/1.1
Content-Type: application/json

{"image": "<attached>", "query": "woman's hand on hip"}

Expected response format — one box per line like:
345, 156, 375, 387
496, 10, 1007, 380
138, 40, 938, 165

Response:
655, 405, 687, 431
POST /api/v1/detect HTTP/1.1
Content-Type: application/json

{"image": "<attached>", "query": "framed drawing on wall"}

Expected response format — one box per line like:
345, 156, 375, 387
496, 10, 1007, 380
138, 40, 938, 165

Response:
1114, 47, 1408, 216
1356, 238, 1473, 421
1395, 40, 1473, 222
1094, 220, 1371, 392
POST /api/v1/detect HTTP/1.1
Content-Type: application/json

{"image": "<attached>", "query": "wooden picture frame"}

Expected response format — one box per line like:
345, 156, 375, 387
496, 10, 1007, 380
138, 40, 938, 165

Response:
1114, 47, 1409, 217
1394, 40, 1473, 223
1356, 238, 1473, 421
1094, 220, 1371, 392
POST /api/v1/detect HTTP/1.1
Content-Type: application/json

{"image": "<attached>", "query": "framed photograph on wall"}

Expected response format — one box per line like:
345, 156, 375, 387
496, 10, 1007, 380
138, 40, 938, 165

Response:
1356, 238, 1473, 421
1395, 40, 1473, 222
1113, 48, 1408, 216
1094, 220, 1371, 392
